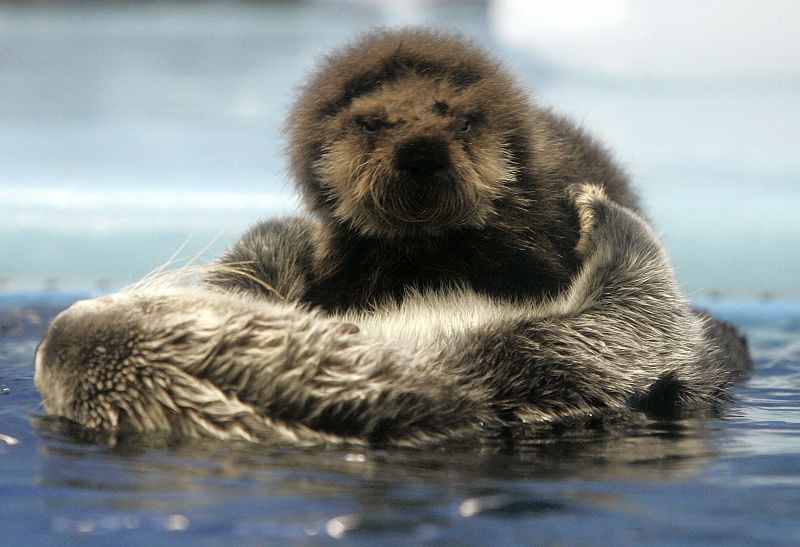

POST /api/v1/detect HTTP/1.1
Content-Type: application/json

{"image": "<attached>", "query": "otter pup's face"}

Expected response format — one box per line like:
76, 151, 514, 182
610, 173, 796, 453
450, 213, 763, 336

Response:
313, 74, 516, 237
289, 30, 532, 238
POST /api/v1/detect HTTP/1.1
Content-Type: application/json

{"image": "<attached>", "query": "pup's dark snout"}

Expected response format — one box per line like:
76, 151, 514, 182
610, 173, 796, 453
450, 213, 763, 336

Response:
395, 136, 451, 176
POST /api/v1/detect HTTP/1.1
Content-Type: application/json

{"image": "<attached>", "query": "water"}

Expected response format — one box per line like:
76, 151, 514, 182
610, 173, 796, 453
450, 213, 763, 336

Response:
1, 296, 799, 544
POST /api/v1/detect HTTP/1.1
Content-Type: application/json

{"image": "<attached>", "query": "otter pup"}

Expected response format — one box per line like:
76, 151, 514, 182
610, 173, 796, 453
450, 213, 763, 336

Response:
207, 29, 639, 311
35, 185, 744, 445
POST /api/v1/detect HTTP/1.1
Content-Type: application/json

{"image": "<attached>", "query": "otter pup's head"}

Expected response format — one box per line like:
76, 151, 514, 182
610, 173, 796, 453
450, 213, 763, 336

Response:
288, 29, 533, 238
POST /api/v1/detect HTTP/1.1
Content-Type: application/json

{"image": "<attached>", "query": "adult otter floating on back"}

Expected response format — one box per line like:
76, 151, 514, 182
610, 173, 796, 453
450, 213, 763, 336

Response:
35, 29, 751, 445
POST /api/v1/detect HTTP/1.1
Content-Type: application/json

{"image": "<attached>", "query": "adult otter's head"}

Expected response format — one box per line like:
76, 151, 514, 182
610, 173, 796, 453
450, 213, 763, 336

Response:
288, 29, 533, 238
34, 289, 286, 439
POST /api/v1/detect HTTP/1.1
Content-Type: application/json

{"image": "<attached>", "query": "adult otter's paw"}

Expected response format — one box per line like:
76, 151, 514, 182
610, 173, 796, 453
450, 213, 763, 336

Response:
567, 183, 610, 257
567, 182, 608, 219
568, 182, 665, 267
205, 217, 317, 303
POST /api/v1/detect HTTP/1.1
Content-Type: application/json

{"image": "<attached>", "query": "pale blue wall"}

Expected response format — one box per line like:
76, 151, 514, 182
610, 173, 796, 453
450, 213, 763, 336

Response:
1, 1, 797, 298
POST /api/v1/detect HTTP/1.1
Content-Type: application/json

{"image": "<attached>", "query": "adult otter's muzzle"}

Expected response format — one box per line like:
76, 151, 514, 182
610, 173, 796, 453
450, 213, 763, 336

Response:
35, 296, 141, 427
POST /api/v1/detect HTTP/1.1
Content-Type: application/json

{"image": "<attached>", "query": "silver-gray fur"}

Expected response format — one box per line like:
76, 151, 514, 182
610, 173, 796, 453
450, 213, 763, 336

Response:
35, 185, 740, 446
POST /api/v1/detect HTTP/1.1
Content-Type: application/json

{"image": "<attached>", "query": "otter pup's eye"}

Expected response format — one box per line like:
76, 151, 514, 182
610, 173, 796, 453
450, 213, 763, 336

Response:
460, 117, 472, 133
356, 116, 385, 133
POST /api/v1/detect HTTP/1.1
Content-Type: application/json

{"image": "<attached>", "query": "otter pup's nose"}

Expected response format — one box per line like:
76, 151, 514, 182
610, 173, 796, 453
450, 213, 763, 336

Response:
395, 136, 451, 176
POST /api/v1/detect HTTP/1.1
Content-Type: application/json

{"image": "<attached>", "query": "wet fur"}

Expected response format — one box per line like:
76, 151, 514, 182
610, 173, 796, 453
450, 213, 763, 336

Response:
36, 185, 747, 446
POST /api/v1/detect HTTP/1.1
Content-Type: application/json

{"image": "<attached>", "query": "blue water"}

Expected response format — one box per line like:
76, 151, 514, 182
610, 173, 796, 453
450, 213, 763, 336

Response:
1, 296, 799, 544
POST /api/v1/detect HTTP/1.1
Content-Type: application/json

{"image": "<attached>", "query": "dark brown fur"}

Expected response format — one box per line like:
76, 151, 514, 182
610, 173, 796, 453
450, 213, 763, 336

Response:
211, 29, 638, 312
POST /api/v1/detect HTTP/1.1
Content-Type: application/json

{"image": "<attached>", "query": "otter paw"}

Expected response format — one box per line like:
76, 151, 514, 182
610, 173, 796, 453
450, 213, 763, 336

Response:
567, 183, 610, 256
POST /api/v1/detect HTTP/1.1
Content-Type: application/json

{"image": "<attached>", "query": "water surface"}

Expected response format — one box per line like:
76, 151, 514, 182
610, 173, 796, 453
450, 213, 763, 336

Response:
2, 297, 799, 544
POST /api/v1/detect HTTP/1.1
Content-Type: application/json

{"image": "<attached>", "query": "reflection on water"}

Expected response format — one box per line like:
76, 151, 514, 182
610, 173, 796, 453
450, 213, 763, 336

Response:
30, 417, 721, 542
2, 298, 799, 543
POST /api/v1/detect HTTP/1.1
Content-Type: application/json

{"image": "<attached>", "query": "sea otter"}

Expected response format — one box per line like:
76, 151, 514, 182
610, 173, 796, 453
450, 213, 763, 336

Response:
35, 184, 746, 445
34, 29, 751, 445
206, 29, 639, 311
